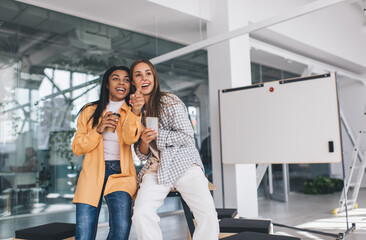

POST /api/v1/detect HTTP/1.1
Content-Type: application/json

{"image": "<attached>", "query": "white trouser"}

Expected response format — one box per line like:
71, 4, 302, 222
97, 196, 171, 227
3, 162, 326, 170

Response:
132, 165, 219, 240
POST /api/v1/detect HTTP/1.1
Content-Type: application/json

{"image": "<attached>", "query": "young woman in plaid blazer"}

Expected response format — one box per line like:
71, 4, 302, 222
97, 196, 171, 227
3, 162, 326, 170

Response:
129, 59, 219, 240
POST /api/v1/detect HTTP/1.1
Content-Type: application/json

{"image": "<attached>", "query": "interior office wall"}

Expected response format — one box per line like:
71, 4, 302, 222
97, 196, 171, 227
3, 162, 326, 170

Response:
247, 0, 366, 72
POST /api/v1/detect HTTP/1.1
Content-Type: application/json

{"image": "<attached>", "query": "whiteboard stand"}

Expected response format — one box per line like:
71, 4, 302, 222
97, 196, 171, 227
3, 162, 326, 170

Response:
257, 163, 289, 202
218, 73, 355, 239
268, 164, 290, 203
334, 108, 366, 214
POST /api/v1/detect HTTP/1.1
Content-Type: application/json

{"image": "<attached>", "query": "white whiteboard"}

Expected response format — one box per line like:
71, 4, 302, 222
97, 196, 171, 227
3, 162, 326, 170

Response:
219, 73, 342, 164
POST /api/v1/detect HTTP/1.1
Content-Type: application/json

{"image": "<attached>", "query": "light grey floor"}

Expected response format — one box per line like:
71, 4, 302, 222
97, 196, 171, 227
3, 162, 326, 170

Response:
258, 191, 366, 240
2, 189, 366, 239
96, 189, 366, 240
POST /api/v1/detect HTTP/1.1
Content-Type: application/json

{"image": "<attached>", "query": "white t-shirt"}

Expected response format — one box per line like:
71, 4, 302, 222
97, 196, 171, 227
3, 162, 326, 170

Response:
103, 99, 125, 161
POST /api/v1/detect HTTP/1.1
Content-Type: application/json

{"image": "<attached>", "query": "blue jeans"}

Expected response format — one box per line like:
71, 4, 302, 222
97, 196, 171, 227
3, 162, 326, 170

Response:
75, 161, 132, 240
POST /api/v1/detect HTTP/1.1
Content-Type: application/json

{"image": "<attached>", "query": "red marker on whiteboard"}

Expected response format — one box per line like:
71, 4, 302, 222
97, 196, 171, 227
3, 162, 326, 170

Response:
269, 87, 274, 92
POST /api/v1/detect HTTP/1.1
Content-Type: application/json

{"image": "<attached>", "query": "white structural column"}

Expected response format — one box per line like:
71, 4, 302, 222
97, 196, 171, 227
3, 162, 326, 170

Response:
207, 0, 258, 217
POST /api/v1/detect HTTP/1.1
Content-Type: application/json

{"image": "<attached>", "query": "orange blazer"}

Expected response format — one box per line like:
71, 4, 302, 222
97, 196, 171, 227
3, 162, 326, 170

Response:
72, 101, 142, 207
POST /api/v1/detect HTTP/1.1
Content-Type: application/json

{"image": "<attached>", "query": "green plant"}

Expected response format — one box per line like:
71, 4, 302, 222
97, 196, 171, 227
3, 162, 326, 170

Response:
304, 176, 343, 194
49, 129, 76, 169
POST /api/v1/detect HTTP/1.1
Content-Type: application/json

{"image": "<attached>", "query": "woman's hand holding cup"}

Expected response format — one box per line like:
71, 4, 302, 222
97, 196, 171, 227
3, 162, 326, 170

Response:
141, 128, 158, 144
96, 111, 120, 134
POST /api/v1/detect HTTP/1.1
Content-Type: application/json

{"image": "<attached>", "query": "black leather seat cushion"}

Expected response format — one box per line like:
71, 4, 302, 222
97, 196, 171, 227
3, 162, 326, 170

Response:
220, 218, 271, 233
220, 231, 301, 240
216, 208, 238, 219
15, 222, 76, 240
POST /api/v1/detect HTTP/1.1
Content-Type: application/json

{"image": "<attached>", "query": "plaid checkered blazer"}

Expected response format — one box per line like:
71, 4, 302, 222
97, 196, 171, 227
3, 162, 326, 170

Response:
135, 93, 204, 185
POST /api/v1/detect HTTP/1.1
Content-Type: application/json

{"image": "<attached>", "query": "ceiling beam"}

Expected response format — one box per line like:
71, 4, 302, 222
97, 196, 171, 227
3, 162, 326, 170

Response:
250, 38, 366, 84
150, 0, 356, 65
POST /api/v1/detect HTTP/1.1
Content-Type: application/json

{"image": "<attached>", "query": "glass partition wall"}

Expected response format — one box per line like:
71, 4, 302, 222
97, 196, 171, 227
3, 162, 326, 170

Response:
0, 0, 210, 237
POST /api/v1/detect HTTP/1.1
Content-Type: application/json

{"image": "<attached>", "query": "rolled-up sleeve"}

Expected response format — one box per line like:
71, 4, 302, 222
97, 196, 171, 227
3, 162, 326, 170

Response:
134, 140, 152, 161
122, 109, 143, 145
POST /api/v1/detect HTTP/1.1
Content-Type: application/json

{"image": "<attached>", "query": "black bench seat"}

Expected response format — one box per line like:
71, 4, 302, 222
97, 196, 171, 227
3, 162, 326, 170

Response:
220, 231, 301, 240
15, 222, 75, 240
220, 218, 272, 234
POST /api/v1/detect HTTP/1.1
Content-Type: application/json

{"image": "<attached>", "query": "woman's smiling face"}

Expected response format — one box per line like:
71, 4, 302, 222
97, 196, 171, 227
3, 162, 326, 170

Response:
107, 69, 131, 101
132, 62, 155, 96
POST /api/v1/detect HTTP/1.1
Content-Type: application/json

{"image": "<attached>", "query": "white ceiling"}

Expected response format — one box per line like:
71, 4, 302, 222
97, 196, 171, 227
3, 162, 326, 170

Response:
16, 0, 207, 45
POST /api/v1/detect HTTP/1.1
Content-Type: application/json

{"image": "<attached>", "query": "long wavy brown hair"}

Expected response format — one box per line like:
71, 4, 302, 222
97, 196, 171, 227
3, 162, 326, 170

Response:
130, 59, 169, 118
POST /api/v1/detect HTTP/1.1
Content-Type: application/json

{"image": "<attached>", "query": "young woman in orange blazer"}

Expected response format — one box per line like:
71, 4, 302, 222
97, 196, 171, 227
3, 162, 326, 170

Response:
72, 66, 144, 240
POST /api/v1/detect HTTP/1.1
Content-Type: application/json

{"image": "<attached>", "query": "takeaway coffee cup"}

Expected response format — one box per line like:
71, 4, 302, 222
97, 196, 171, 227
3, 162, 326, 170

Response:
106, 113, 120, 133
